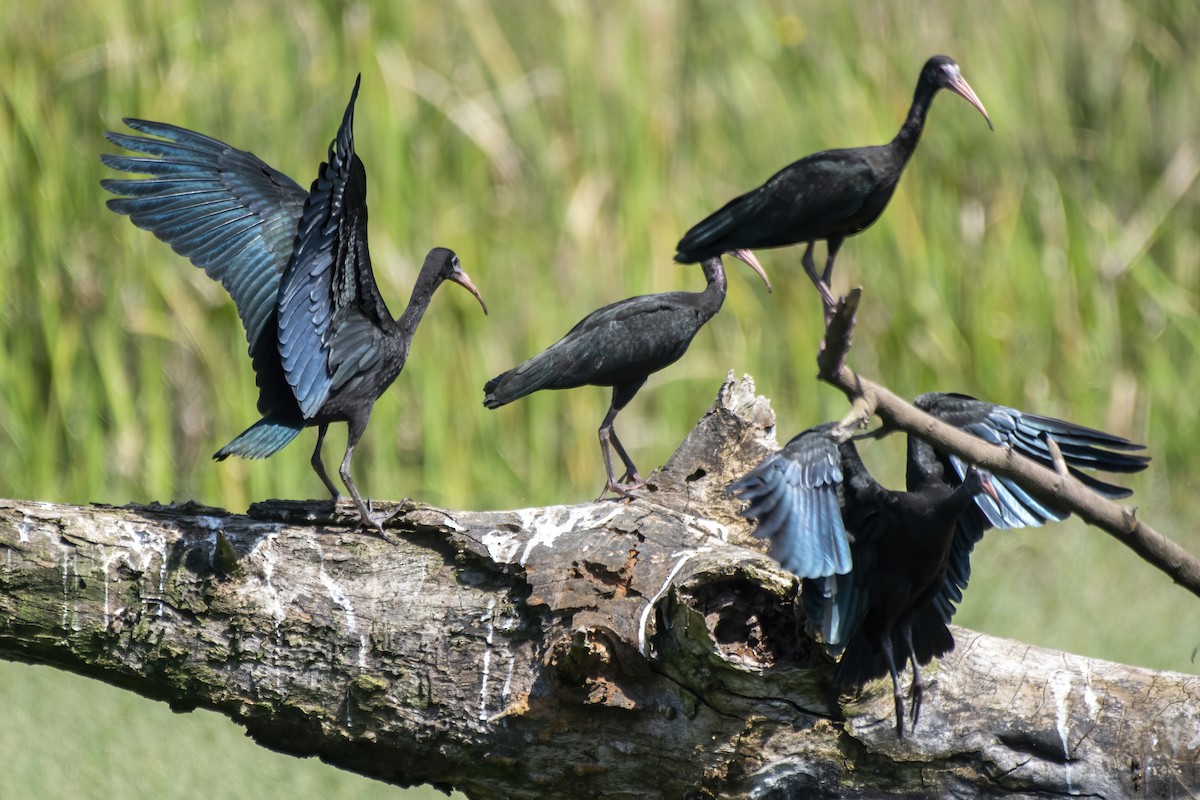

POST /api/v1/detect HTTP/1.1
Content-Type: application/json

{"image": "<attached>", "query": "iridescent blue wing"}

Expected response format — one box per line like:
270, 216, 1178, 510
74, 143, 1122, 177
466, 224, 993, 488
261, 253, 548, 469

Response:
731, 423, 852, 580
277, 75, 390, 419
102, 119, 307, 406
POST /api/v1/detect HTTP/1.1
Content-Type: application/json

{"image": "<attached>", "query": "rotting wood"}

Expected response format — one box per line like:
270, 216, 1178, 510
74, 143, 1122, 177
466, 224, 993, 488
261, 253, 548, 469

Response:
0, 375, 1197, 798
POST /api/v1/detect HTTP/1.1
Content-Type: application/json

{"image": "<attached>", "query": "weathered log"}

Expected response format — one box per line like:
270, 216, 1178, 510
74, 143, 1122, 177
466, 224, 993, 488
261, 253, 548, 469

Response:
0, 375, 1196, 798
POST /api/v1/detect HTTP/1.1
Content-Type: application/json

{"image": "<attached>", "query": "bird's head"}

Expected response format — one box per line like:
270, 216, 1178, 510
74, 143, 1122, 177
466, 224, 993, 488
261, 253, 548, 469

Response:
925, 55, 993, 131
962, 465, 1001, 504
428, 247, 488, 315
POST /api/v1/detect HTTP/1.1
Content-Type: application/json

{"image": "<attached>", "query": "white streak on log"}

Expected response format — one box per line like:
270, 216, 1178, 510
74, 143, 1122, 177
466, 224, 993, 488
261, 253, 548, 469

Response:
482, 529, 521, 564
1080, 660, 1099, 719
59, 543, 69, 628
1048, 669, 1075, 794
101, 549, 123, 628
318, 550, 358, 634
516, 505, 622, 567
254, 534, 285, 633
638, 549, 706, 656
479, 598, 497, 723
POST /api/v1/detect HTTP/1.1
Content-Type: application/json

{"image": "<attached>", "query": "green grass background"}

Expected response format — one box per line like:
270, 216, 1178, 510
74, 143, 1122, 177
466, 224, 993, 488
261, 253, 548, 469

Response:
1, 1, 1198, 797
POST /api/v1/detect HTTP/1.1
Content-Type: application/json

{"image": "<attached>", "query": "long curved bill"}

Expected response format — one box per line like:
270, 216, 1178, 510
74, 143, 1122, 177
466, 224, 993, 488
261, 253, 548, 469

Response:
451, 270, 489, 315
728, 248, 773, 293
979, 471, 1001, 504
947, 70, 993, 131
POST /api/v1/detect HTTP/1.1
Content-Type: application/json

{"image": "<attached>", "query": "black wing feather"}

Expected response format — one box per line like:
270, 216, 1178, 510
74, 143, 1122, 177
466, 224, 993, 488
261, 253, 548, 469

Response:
101, 118, 308, 416
277, 75, 389, 419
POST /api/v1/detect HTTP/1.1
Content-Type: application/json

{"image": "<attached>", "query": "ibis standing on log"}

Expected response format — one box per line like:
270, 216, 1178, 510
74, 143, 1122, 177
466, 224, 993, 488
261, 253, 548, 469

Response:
484, 252, 771, 500
102, 76, 487, 531
731, 394, 1147, 736
675, 56, 992, 315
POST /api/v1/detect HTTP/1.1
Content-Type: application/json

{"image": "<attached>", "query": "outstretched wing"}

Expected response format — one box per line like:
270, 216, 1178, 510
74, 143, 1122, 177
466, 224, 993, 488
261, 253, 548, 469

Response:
101, 118, 308, 405
277, 75, 391, 419
730, 423, 852, 580
914, 391, 1149, 529
910, 391, 1150, 632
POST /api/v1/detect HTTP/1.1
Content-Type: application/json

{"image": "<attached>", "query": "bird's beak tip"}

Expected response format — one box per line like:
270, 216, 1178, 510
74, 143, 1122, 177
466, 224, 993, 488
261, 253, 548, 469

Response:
949, 75, 992, 132
451, 271, 488, 315
730, 248, 773, 292
980, 474, 1000, 504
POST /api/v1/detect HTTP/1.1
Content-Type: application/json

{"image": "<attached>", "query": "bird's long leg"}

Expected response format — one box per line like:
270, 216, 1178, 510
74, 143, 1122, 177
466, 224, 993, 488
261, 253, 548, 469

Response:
311, 424, 341, 499
339, 438, 376, 531
901, 625, 925, 733
596, 383, 647, 500
597, 406, 626, 501
337, 420, 398, 539
800, 242, 838, 319
822, 236, 844, 286
880, 634, 907, 738
608, 428, 647, 489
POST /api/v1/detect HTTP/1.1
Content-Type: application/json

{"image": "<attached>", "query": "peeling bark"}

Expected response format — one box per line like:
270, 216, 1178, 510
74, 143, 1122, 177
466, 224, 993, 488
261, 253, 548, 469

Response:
0, 375, 1196, 799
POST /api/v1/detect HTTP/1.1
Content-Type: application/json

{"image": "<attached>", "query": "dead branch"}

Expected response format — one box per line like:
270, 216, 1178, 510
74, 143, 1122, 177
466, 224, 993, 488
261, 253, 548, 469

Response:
816, 293, 1200, 602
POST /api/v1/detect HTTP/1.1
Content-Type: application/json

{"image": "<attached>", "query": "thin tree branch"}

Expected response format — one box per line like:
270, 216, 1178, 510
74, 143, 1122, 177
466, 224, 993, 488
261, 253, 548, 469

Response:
814, 293, 1200, 601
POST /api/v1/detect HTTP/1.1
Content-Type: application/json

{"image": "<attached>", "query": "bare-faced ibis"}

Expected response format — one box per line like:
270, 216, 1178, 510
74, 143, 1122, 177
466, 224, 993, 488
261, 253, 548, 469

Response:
484, 253, 771, 500
732, 396, 1147, 736
102, 76, 487, 531
676, 56, 992, 313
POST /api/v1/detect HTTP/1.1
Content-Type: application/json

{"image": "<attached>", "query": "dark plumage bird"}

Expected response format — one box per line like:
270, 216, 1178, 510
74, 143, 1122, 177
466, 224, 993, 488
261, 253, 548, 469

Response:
732, 394, 1148, 736
676, 55, 992, 311
484, 253, 771, 500
101, 76, 487, 531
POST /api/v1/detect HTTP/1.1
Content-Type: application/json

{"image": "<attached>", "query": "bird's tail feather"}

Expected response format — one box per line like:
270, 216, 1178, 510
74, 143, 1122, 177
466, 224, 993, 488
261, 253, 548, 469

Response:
832, 634, 888, 689
675, 204, 735, 263
214, 417, 304, 460
483, 353, 562, 409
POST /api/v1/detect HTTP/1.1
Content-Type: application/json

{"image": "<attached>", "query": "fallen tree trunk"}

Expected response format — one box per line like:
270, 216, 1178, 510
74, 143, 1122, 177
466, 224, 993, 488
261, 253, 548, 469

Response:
0, 375, 1196, 798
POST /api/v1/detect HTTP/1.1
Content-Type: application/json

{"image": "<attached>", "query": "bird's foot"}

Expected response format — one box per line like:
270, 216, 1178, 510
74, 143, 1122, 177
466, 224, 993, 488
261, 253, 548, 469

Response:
892, 690, 907, 739
350, 498, 401, 545
822, 297, 839, 327
595, 475, 648, 503
909, 678, 925, 733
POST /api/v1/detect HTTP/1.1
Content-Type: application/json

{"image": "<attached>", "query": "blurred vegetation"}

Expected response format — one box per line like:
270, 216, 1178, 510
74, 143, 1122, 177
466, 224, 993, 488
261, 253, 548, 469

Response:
1, 0, 1197, 797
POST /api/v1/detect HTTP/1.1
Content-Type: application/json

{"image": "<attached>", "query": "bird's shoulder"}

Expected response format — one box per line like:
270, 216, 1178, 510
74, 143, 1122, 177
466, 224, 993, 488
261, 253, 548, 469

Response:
567, 291, 695, 333
772, 145, 880, 184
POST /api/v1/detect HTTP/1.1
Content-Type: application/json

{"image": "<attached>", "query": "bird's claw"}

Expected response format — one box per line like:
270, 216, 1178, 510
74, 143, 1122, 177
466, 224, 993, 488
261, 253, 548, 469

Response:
909, 679, 925, 733
350, 498, 401, 544
596, 475, 649, 502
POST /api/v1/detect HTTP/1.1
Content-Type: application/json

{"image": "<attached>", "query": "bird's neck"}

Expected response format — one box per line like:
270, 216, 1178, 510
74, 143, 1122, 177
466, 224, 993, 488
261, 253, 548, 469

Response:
890, 80, 938, 165
697, 257, 728, 319
905, 439, 948, 491
395, 269, 442, 341
941, 480, 980, 521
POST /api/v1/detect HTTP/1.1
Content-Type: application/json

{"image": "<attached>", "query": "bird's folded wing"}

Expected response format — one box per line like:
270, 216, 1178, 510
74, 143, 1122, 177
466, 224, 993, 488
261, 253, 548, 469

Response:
277, 76, 384, 419
101, 120, 308, 382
